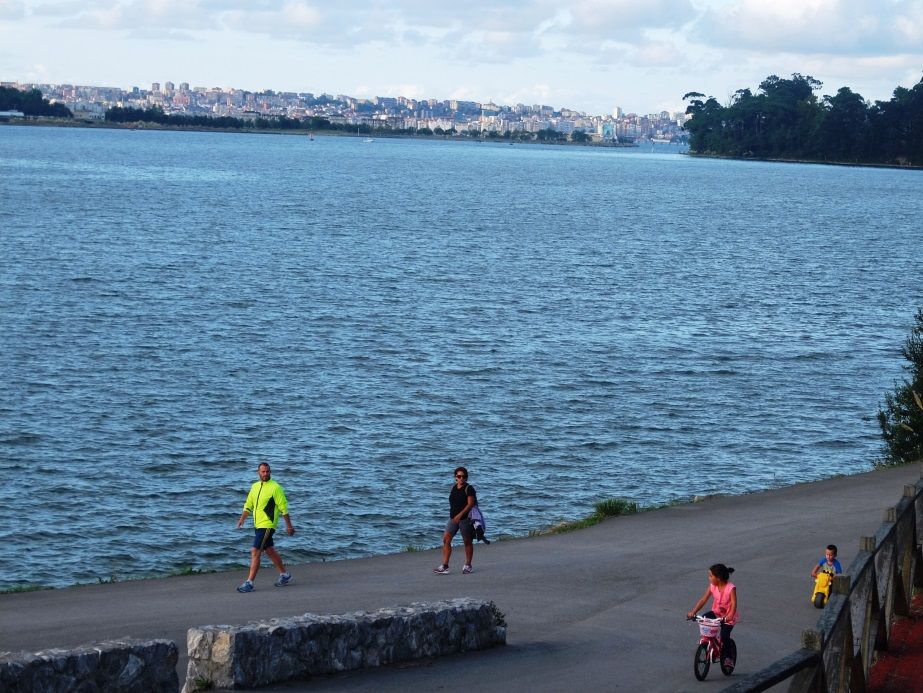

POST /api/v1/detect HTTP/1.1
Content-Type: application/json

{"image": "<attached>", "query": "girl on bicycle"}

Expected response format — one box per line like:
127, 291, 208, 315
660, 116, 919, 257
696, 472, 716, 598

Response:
687, 563, 738, 665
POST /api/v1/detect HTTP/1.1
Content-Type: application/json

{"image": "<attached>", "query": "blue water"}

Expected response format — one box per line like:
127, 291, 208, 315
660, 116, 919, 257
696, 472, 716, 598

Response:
1, 126, 921, 589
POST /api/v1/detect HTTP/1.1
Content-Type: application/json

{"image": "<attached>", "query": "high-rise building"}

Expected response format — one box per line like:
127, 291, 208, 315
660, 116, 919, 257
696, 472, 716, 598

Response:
151, 82, 160, 93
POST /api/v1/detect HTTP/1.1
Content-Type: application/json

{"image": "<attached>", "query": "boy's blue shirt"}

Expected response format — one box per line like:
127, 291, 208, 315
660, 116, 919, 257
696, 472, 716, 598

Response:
817, 558, 843, 574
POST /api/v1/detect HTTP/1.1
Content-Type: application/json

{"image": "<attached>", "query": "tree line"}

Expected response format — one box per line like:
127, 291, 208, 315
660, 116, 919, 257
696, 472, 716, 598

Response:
105, 105, 334, 132
0, 86, 72, 118
683, 73, 923, 166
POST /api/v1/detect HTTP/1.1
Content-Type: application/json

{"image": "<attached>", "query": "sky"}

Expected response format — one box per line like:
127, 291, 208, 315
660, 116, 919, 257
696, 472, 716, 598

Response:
1, 0, 922, 116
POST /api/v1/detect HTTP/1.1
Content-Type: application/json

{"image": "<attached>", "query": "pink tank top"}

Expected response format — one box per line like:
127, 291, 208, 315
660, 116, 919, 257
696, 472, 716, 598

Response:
709, 581, 738, 625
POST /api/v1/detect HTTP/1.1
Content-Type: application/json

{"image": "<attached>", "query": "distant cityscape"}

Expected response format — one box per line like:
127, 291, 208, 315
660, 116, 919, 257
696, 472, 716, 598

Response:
2, 79, 690, 142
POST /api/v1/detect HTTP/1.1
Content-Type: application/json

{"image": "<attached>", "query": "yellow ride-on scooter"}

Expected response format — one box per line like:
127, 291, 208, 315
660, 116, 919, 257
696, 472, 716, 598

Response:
812, 570, 834, 608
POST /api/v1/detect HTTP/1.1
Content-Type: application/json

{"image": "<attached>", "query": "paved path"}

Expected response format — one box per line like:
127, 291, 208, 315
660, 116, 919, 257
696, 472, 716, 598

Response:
2, 464, 920, 692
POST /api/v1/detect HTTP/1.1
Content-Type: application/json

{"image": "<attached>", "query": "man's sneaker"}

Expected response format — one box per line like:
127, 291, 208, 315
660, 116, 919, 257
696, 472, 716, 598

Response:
462, 564, 473, 574
723, 658, 735, 669
433, 565, 450, 575
236, 580, 254, 593
274, 572, 292, 587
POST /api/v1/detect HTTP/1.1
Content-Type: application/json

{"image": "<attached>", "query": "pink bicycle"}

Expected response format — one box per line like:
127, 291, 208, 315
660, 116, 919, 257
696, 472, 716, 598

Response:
689, 615, 736, 680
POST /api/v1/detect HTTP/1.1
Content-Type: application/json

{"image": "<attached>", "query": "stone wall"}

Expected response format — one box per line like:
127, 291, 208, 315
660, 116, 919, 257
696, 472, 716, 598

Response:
0, 638, 179, 693
183, 598, 506, 691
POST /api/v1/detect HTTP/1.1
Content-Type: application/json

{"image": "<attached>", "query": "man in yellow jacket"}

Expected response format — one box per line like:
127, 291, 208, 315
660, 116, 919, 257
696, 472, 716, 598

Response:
236, 462, 295, 593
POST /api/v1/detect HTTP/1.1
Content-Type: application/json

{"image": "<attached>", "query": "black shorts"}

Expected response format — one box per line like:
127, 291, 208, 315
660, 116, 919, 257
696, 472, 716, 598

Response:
253, 528, 275, 550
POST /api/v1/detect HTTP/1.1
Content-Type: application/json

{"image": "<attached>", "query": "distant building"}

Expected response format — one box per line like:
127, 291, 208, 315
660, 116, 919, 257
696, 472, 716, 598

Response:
71, 102, 105, 120
11, 77, 688, 141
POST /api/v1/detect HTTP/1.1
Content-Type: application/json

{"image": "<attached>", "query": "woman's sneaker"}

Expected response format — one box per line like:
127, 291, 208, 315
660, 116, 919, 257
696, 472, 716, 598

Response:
274, 572, 292, 587
433, 565, 450, 575
462, 564, 473, 574
236, 580, 254, 593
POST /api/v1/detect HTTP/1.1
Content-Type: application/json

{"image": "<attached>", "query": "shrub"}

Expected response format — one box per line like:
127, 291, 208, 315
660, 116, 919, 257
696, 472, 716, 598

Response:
877, 308, 923, 466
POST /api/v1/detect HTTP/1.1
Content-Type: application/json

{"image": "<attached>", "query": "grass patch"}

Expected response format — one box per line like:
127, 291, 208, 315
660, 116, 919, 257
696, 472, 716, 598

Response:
0, 583, 51, 594
538, 497, 639, 535
167, 566, 217, 577
594, 498, 638, 517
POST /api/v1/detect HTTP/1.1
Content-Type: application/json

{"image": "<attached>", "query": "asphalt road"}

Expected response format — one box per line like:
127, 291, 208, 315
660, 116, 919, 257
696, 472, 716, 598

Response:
3, 464, 920, 692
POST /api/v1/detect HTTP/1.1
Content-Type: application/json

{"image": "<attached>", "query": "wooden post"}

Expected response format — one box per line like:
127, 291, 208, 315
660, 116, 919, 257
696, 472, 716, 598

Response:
832, 574, 851, 595
790, 631, 825, 693
802, 629, 823, 650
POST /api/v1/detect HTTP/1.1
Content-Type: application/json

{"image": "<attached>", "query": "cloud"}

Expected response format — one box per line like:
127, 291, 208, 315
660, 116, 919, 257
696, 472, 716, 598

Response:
382, 82, 426, 100
281, 2, 320, 28
564, 0, 698, 40
695, 0, 923, 56
498, 83, 554, 107
4, 0, 920, 114
0, 0, 26, 19
17, 1, 701, 57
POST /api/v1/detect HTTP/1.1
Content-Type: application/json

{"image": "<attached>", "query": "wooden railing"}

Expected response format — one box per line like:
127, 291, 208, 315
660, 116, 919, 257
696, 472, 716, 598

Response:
723, 471, 923, 693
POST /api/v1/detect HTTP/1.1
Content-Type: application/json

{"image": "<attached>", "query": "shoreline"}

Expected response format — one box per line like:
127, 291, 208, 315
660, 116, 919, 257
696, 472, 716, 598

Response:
1, 462, 903, 594
0, 118, 649, 148
685, 150, 923, 171
13, 120, 919, 166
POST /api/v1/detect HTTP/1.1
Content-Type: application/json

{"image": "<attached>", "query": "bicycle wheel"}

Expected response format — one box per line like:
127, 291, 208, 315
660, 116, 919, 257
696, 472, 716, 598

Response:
814, 592, 826, 608
694, 642, 710, 680
720, 639, 737, 675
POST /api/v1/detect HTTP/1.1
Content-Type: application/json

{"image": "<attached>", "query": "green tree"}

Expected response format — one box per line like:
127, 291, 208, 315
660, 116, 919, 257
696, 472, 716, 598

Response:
571, 130, 590, 143
683, 72, 923, 165
870, 75, 923, 166
682, 92, 724, 153
817, 87, 870, 161
878, 308, 923, 466
0, 86, 72, 117
536, 128, 565, 142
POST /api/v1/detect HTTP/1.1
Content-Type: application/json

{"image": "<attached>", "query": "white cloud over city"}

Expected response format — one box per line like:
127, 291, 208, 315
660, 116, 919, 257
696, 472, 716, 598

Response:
2, 0, 921, 114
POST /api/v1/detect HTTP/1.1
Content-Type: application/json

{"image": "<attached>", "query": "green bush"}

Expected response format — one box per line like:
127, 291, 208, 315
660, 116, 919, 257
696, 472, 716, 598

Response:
877, 307, 923, 466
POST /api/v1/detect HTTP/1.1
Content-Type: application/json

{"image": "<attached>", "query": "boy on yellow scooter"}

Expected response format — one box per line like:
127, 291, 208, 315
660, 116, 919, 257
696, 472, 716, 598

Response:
810, 544, 842, 608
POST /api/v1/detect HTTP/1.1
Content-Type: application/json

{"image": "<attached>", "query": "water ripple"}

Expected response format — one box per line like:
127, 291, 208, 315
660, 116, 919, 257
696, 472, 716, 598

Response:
1, 128, 922, 588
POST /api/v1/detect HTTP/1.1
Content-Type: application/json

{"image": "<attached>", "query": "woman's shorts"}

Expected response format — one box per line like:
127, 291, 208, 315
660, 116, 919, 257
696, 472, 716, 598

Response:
253, 528, 275, 549
444, 518, 474, 542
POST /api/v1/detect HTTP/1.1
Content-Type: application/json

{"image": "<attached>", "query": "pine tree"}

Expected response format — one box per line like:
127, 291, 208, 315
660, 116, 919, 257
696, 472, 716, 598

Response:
877, 308, 923, 465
